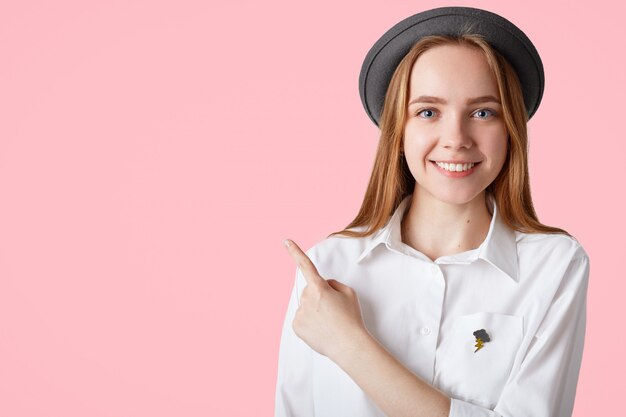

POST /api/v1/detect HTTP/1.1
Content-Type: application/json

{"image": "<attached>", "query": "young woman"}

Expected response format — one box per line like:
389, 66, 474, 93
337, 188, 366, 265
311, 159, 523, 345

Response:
275, 7, 589, 417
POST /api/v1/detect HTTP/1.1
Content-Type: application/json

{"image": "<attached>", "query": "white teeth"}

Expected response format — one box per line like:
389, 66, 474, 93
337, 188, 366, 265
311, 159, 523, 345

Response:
435, 161, 475, 172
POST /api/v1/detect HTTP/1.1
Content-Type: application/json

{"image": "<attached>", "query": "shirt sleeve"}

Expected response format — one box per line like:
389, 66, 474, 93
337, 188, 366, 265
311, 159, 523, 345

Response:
274, 266, 315, 417
449, 254, 590, 417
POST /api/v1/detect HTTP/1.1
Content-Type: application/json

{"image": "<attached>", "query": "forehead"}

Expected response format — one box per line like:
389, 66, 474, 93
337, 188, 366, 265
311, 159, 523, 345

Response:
408, 44, 500, 98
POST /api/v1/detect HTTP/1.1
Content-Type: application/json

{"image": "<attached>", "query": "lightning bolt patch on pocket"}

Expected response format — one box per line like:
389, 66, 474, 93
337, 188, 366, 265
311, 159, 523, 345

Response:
473, 329, 490, 353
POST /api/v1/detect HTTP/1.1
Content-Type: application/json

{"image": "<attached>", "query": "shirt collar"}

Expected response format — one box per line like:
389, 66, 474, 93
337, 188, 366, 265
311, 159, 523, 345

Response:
355, 193, 519, 282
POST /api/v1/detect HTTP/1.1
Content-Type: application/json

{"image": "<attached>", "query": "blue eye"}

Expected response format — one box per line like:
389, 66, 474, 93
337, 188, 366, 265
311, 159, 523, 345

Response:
474, 109, 496, 119
417, 109, 437, 118
414, 108, 498, 119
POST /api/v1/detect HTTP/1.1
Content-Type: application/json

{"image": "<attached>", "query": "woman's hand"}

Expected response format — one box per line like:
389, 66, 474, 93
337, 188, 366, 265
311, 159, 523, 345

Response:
282, 239, 452, 417
283, 238, 370, 362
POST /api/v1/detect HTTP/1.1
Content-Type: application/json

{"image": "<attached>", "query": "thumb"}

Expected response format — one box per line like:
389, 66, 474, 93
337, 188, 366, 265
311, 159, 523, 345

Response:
327, 279, 353, 294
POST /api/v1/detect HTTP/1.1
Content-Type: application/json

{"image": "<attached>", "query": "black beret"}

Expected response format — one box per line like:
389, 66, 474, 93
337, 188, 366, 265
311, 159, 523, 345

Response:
358, 6, 544, 127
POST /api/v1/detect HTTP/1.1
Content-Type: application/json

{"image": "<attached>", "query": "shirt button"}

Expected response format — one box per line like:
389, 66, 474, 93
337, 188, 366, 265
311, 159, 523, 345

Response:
420, 326, 431, 336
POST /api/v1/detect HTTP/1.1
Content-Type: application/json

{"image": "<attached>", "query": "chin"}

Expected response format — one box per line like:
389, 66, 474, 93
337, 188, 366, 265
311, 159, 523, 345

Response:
426, 188, 485, 206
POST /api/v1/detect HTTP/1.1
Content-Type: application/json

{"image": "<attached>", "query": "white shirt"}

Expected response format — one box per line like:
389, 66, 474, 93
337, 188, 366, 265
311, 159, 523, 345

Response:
274, 193, 590, 417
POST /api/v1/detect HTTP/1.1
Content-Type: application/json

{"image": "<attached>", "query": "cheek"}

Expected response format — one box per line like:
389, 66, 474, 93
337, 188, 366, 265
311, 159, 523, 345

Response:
403, 141, 434, 182
403, 127, 435, 159
403, 140, 430, 172
483, 135, 508, 170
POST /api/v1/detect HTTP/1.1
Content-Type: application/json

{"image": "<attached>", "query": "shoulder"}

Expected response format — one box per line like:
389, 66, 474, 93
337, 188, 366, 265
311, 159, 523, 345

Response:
293, 226, 375, 295
515, 230, 590, 286
303, 225, 376, 276
515, 230, 588, 262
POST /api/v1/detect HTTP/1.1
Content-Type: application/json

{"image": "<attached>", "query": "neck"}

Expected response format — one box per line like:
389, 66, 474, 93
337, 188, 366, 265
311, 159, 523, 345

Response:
400, 189, 492, 262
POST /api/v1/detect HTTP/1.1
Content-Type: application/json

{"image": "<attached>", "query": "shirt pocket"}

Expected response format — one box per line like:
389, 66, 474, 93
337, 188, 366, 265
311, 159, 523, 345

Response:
435, 312, 524, 409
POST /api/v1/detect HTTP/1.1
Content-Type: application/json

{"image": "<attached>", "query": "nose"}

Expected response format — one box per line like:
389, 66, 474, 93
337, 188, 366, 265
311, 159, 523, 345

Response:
441, 114, 473, 150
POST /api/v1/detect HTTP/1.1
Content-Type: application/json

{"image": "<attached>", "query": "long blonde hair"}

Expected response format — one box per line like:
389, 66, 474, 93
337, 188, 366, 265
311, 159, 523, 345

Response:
328, 33, 571, 239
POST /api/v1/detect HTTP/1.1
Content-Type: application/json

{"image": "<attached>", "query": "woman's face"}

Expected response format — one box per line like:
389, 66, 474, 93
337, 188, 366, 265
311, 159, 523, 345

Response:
403, 44, 508, 206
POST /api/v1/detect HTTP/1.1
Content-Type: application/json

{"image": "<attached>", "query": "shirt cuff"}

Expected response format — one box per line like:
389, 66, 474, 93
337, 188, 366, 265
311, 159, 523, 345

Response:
449, 398, 500, 417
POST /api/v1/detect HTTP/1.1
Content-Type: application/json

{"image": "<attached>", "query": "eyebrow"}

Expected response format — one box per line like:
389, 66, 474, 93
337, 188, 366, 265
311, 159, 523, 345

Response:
408, 95, 502, 106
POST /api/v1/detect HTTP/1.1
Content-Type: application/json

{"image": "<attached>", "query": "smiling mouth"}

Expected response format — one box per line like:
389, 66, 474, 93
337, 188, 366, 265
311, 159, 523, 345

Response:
429, 160, 482, 171
429, 160, 482, 177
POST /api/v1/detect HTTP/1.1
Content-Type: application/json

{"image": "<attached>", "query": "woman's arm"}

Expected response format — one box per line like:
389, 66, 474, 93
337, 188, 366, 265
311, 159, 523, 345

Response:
334, 327, 451, 417
284, 239, 450, 417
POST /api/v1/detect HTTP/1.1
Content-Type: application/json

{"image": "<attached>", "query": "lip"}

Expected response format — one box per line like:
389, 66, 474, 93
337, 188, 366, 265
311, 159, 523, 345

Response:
430, 160, 481, 178
430, 159, 482, 164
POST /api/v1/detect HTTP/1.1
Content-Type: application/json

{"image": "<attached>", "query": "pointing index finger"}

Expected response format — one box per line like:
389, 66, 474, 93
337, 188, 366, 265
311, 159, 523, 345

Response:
283, 239, 326, 287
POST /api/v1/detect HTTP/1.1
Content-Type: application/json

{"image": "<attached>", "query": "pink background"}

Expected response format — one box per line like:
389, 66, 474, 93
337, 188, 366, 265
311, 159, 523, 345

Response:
0, 0, 622, 416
